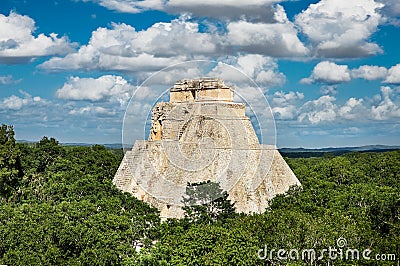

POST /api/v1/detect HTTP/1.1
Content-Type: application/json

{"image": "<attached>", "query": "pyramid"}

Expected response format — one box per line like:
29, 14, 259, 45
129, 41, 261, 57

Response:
113, 78, 301, 219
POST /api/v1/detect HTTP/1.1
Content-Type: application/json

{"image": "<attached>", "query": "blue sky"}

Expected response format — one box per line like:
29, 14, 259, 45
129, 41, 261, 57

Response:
0, 0, 400, 148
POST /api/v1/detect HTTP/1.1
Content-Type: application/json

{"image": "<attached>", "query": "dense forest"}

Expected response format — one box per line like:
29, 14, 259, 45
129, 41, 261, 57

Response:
0, 124, 399, 265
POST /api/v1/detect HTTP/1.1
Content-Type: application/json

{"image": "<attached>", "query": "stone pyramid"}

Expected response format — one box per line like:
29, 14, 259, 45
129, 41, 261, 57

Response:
113, 78, 301, 219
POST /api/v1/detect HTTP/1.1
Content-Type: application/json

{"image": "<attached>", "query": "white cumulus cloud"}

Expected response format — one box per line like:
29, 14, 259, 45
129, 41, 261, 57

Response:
338, 98, 365, 120
226, 5, 309, 57
351, 65, 388, 80
270, 85, 400, 126
40, 18, 216, 72
0, 91, 44, 110
40, 6, 309, 72
208, 54, 286, 89
1, 95, 30, 110
78, 0, 282, 22
371, 86, 400, 119
295, 0, 384, 58
56, 75, 134, 105
298, 95, 337, 124
0, 12, 74, 63
300, 61, 351, 84
271, 90, 304, 120
69, 105, 116, 117
383, 64, 400, 84
302, 62, 400, 84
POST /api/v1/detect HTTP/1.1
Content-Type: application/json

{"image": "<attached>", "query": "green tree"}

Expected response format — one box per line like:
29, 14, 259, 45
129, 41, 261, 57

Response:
0, 124, 23, 200
182, 181, 236, 224
0, 138, 161, 266
35, 136, 64, 173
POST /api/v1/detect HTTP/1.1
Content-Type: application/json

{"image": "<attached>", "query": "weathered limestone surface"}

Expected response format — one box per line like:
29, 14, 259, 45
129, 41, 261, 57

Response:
170, 77, 234, 103
114, 78, 301, 219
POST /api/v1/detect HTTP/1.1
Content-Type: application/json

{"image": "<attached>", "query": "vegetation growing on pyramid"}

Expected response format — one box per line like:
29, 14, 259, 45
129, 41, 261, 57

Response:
182, 180, 236, 224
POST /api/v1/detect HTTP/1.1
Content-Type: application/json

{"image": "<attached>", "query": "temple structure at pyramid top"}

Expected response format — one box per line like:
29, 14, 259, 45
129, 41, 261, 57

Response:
170, 78, 234, 103
114, 78, 301, 219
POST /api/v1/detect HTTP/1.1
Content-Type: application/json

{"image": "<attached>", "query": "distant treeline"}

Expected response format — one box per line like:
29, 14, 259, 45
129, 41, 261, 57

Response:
280, 148, 400, 158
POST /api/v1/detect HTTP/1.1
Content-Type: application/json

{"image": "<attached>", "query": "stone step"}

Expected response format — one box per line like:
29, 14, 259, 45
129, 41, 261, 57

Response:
114, 142, 147, 189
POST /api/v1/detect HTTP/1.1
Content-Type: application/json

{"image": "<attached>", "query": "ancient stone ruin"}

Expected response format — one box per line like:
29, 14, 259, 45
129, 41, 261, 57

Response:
113, 78, 301, 219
